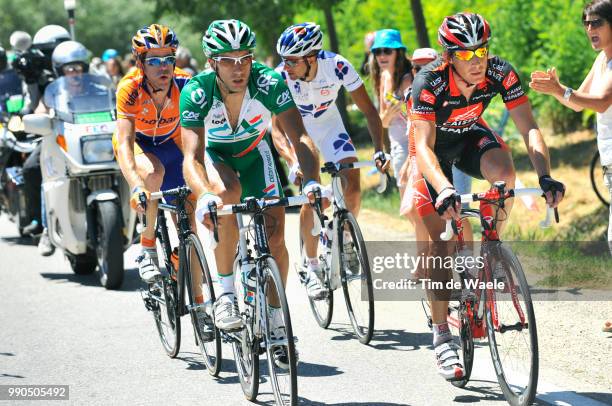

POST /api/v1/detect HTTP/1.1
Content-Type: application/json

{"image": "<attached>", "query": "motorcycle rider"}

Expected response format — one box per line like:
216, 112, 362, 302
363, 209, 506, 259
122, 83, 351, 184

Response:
16, 25, 70, 253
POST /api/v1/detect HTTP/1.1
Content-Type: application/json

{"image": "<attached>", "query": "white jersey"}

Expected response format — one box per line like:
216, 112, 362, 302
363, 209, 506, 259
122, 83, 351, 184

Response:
276, 51, 363, 128
593, 51, 612, 166
276, 51, 362, 163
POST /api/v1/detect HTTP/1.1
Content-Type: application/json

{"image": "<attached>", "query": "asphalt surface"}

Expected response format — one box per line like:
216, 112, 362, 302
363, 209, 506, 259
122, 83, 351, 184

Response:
1, 213, 610, 406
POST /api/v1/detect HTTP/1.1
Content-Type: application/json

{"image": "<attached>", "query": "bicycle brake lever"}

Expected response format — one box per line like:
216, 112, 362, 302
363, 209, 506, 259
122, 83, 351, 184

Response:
208, 201, 219, 243
440, 219, 455, 241
139, 192, 148, 228
311, 188, 323, 236
554, 207, 559, 223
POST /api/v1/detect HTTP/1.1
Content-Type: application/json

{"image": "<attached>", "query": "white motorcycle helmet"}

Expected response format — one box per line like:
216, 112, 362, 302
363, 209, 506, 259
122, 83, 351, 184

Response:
33, 25, 70, 52
52, 41, 89, 76
10, 31, 32, 52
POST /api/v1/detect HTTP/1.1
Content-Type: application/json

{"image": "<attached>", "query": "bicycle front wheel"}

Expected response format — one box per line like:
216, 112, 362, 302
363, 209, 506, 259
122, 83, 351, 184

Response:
338, 212, 374, 345
262, 257, 298, 406
151, 275, 181, 358
185, 233, 222, 376
299, 235, 334, 329
485, 243, 538, 406
232, 256, 260, 401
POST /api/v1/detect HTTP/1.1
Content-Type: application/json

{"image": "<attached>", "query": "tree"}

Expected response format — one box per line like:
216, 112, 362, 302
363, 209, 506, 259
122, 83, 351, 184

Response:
410, 0, 430, 48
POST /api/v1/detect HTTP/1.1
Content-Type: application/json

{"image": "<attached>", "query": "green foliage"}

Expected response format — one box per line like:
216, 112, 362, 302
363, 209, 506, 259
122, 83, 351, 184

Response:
0, 0, 597, 132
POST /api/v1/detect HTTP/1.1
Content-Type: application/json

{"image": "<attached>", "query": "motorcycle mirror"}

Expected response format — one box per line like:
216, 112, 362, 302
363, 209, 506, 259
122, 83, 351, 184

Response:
23, 114, 53, 137
7, 115, 24, 133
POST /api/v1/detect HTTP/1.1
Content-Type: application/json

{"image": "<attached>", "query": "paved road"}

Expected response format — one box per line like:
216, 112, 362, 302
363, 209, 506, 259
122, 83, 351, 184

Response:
0, 214, 609, 406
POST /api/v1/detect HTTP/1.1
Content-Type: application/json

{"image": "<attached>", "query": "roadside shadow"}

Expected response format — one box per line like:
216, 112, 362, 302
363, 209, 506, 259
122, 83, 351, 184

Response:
40, 272, 99, 287
295, 398, 411, 406
118, 268, 143, 292
0, 235, 37, 246
297, 361, 343, 377
452, 379, 554, 405
368, 329, 432, 351
327, 324, 433, 351
574, 392, 612, 405
0, 373, 25, 378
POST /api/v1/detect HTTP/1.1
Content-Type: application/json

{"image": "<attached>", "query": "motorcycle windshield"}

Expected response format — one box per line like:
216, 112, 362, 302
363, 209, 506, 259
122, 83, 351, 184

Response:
43, 74, 115, 122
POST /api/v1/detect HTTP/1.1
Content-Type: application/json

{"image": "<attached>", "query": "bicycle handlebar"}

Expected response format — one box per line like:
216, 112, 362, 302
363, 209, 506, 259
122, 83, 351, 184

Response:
321, 160, 390, 194
439, 187, 558, 241
210, 193, 323, 243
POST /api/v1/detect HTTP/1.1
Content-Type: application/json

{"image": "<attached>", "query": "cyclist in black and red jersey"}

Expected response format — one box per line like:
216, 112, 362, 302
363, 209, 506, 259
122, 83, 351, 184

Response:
407, 12, 565, 381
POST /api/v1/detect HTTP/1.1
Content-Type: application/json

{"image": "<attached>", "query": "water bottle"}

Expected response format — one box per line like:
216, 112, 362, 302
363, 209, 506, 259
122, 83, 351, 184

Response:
319, 222, 333, 257
241, 258, 256, 305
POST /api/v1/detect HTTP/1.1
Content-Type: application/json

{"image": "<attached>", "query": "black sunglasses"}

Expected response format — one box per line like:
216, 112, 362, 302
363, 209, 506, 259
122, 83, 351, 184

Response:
583, 18, 605, 29
373, 48, 395, 56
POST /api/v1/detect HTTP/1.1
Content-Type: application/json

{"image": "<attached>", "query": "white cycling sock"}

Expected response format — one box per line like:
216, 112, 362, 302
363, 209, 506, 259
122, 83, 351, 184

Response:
433, 322, 453, 347
217, 273, 235, 297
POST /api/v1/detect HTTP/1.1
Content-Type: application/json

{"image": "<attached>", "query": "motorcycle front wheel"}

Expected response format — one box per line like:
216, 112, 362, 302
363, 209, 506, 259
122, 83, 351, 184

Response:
95, 200, 124, 289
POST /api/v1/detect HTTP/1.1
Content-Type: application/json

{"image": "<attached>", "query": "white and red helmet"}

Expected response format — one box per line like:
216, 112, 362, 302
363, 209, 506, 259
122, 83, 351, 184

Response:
438, 13, 491, 51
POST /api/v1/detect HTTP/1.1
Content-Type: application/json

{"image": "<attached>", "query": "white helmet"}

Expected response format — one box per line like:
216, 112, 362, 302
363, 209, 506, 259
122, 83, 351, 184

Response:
10, 31, 32, 52
33, 25, 70, 51
52, 40, 89, 76
276, 22, 323, 57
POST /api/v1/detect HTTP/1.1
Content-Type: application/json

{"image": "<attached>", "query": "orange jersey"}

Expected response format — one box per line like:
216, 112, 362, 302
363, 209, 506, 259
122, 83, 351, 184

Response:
116, 67, 191, 144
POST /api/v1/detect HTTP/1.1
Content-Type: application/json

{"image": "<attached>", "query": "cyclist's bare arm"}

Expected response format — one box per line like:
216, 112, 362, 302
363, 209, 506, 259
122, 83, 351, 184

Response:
115, 117, 145, 190
276, 107, 320, 183
414, 120, 453, 194
271, 116, 299, 167
350, 84, 385, 152
182, 126, 214, 197
508, 103, 551, 178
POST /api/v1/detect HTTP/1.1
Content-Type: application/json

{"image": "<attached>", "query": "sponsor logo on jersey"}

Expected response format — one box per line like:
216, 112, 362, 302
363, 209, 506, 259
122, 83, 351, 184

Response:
430, 76, 442, 87
447, 103, 483, 124
334, 60, 349, 80
332, 133, 355, 154
419, 89, 436, 105
138, 116, 178, 126
294, 82, 301, 94
412, 177, 433, 209
190, 88, 206, 107
503, 71, 518, 90
321, 89, 330, 96
257, 74, 279, 95
276, 90, 292, 107
471, 92, 496, 102
297, 100, 334, 118
182, 110, 201, 121
478, 136, 494, 150
126, 89, 138, 106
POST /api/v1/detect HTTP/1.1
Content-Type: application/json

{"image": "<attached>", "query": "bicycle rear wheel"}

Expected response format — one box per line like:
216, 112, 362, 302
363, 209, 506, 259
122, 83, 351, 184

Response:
185, 233, 222, 376
232, 256, 260, 401
485, 243, 538, 406
299, 235, 334, 329
590, 151, 610, 207
338, 212, 374, 345
262, 257, 298, 406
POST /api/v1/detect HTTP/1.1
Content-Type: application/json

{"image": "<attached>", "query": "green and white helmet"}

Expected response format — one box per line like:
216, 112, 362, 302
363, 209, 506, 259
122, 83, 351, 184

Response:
202, 19, 256, 57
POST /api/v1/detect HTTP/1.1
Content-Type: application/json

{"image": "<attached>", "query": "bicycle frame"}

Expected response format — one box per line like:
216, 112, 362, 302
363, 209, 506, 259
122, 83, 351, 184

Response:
446, 184, 554, 339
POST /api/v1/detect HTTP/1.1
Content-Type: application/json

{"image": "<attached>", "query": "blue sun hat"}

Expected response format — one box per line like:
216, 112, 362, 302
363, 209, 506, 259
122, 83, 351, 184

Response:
371, 29, 406, 51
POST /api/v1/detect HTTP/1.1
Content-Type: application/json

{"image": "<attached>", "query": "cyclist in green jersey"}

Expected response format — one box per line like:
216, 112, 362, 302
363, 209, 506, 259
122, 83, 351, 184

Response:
180, 19, 321, 365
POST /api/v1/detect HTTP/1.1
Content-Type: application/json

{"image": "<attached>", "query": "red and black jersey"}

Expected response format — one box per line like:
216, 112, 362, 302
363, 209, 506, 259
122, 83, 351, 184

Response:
409, 55, 528, 161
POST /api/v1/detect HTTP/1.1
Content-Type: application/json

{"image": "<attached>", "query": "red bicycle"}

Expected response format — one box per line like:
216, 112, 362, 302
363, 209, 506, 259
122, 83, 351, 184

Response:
424, 181, 558, 406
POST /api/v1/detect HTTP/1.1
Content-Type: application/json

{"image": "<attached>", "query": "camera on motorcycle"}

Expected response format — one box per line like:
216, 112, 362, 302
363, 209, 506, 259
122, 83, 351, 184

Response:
22, 113, 53, 137
12, 49, 47, 84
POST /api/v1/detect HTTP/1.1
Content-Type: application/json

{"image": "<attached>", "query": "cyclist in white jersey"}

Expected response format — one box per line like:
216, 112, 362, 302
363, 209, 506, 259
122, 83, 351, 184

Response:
271, 22, 387, 299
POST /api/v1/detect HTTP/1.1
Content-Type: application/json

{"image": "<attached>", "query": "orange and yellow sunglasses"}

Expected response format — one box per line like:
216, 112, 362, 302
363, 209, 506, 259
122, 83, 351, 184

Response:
453, 46, 488, 61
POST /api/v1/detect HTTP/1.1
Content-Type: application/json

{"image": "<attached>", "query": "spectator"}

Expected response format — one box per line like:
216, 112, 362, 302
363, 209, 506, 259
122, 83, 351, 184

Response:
176, 46, 196, 75
360, 31, 376, 76
530, 0, 612, 257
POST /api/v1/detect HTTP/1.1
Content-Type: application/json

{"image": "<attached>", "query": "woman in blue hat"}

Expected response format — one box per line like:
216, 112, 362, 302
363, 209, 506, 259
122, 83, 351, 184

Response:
369, 29, 413, 195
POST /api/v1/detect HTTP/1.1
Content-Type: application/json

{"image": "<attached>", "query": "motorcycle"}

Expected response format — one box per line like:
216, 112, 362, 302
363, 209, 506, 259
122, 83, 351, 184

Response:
0, 91, 39, 236
23, 73, 137, 289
